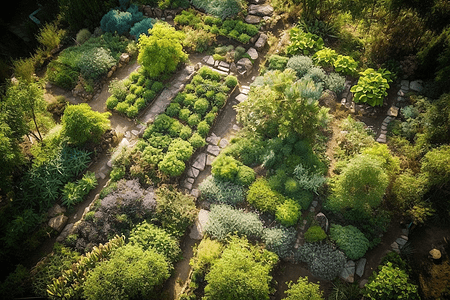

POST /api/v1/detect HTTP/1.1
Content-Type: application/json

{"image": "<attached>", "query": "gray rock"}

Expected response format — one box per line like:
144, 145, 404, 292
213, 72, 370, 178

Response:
401, 80, 409, 89
206, 145, 221, 156
254, 33, 268, 50
340, 260, 355, 283
356, 258, 366, 277
245, 14, 262, 24
56, 223, 74, 242
48, 204, 66, 218
187, 177, 195, 184
219, 61, 230, 68
409, 80, 423, 92
315, 212, 329, 233
202, 55, 215, 66
189, 209, 210, 240
311, 200, 318, 207
376, 133, 386, 143
230, 62, 238, 74
246, 47, 259, 60
193, 153, 207, 171
402, 228, 409, 236
190, 188, 200, 198
359, 279, 368, 289
396, 237, 408, 248
153, 8, 163, 18
96, 171, 106, 180
183, 180, 193, 190
219, 138, 229, 148
248, 4, 274, 16
237, 58, 253, 75
387, 106, 399, 117
391, 241, 399, 249
49, 215, 68, 232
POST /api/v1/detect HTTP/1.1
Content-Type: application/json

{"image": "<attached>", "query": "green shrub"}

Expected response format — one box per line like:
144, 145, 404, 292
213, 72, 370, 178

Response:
213, 92, 227, 107
197, 120, 210, 137
304, 225, 327, 243
211, 155, 240, 182
312, 47, 337, 67
135, 97, 146, 110
78, 47, 117, 80
330, 224, 369, 260
143, 90, 156, 102
284, 277, 324, 300
205, 204, 264, 241
275, 199, 301, 226
364, 262, 420, 299
199, 175, 245, 205
224, 75, 238, 88
286, 27, 324, 56
235, 165, 256, 186
247, 178, 285, 213
192, 0, 245, 19
125, 93, 137, 104
194, 98, 209, 115
110, 166, 126, 182
108, 79, 128, 101
268, 54, 289, 70
106, 96, 119, 110
179, 125, 192, 140
151, 81, 164, 93
100, 5, 143, 35
295, 242, 346, 280
47, 61, 79, 90
83, 244, 170, 300
263, 226, 297, 260
129, 221, 181, 263
203, 236, 277, 300
126, 105, 139, 118
286, 55, 313, 78
179, 108, 191, 122
305, 66, 326, 83
350, 68, 392, 107
168, 138, 193, 161
62, 171, 97, 207
155, 185, 197, 238
168, 119, 183, 137
187, 113, 201, 127
333, 55, 358, 75
204, 111, 217, 125
76, 29, 92, 44
198, 66, 221, 81
324, 73, 346, 94
130, 18, 156, 38
189, 132, 206, 149
158, 152, 185, 177
115, 101, 129, 114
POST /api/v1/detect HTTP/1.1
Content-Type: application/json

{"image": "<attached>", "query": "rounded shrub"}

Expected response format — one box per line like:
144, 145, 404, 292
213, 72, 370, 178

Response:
178, 108, 191, 122
179, 125, 192, 140
329, 224, 369, 260
187, 113, 201, 127
197, 120, 210, 137
235, 165, 256, 186
106, 96, 119, 110
275, 199, 301, 227
286, 55, 313, 78
158, 152, 186, 177
304, 225, 327, 243
211, 155, 240, 183
214, 93, 227, 108
115, 102, 130, 114
189, 132, 206, 149
126, 105, 139, 118
194, 98, 209, 115
224, 75, 238, 88
166, 103, 181, 117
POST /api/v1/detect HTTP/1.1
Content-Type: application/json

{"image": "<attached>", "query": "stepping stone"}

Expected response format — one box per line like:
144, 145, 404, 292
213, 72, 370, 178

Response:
187, 167, 200, 178
56, 223, 74, 243
48, 215, 68, 232
219, 61, 230, 68
107, 159, 113, 168
193, 153, 207, 171
183, 180, 193, 190
202, 55, 214, 66
219, 138, 229, 148
124, 131, 131, 139
217, 65, 229, 73
396, 237, 408, 248
397, 90, 405, 97
410, 80, 423, 92
381, 124, 388, 131
401, 235, 408, 241
240, 85, 250, 94
96, 172, 106, 180
402, 228, 409, 236
356, 258, 366, 277
391, 241, 399, 249
186, 177, 195, 184
190, 189, 200, 198
206, 134, 221, 145
401, 80, 409, 89
311, 200, 318, 207
245, 14, 262, 24
387, 106, 399, 117
131, 129, 139, 136
376, 133, 387, 143
212, 68, 229, 76
340, 260, 355, 283
189, 209, 210, 240
232, 124, 241, 131
206, 154, 215, 166
206, 145, 221, 156
235, 93, 248, 103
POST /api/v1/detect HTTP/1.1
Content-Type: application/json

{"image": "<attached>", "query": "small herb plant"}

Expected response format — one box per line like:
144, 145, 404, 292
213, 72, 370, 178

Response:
286, 27, 324, 56
350, 68, 392, 107
333, 55, 358, 75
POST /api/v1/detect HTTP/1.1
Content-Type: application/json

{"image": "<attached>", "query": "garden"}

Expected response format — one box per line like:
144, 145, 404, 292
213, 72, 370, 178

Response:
1, 0, 450, 299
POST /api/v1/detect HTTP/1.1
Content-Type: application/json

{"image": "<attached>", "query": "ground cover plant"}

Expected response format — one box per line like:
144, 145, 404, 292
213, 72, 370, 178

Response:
106, 68, 163, 118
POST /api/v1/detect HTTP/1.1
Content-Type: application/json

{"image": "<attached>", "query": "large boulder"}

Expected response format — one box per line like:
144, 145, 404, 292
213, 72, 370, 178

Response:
246, 47, 259, 60
254, 33, 268, 50
48, 215, 68, 232
236, 58, 253, 77
48, 204, 66, 218
340, 260, 356, 283
245, 14, 262, 24
189, 209, 210, 240
248, 4, 274, 16
315, 212, 329, 233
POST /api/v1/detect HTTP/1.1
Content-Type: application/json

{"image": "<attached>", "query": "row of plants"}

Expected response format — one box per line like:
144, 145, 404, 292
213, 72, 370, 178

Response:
110, 66, 238, 182
174, 9, 260, 51
281, 25, 394, 107
106, 68, 164, 118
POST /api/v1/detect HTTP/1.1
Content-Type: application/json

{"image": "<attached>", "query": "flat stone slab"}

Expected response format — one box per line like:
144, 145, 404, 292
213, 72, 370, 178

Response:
255, 33, 268, 50
206, 154, 215, 166
245, 14, 262, 24
356, 258, 366, 277
190, 188, 200, 198
387, 106, 399, 117
396, 237, 408, 248
376, 133, 387, 143
235, 93, 248, 103
183, 180, 193, 190
206, 145, 221, 156
189, 209, 210, 240
187, 167, 200, 178
202, 55, 214, 66
219, 61, 230, 68
193, 153, 206, 171
96, 171, 106, 180
206, 133, 221, 145
248, 4, 274, 16
49, 215, 68, 232
340, 260, 355, 283
56, 223, 74, 242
